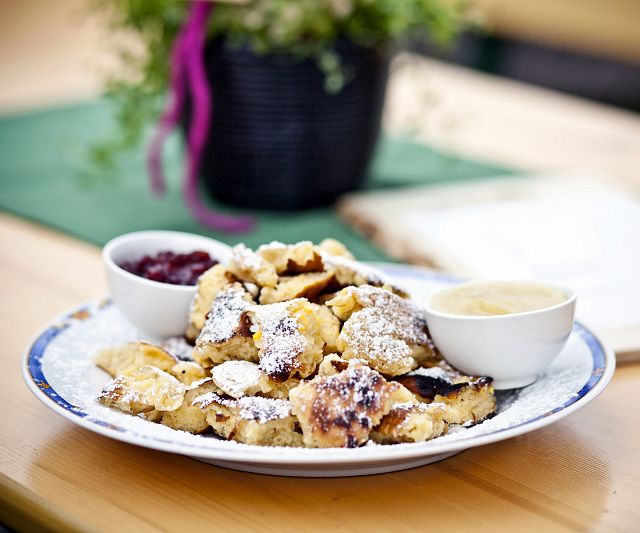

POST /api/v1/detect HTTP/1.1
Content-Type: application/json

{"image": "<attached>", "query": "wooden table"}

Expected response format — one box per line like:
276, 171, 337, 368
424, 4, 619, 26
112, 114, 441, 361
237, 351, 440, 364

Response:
2, 3, 640, 530
1, 212, 639, 532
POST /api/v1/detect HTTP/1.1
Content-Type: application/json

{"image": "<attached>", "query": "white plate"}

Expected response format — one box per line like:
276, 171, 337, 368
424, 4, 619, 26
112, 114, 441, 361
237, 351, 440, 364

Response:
23, 264, 615, 477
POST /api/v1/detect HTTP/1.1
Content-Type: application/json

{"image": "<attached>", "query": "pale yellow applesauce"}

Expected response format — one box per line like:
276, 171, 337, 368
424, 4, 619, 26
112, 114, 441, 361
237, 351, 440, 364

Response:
430, 282, 566, 316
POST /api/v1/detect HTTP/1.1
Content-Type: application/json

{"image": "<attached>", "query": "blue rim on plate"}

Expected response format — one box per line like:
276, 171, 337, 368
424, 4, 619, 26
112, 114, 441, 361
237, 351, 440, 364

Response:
23, 266, 613, 457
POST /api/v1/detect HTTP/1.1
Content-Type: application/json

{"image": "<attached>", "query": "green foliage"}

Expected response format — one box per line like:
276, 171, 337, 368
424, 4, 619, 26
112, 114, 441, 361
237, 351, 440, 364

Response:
91, 0, 469, 174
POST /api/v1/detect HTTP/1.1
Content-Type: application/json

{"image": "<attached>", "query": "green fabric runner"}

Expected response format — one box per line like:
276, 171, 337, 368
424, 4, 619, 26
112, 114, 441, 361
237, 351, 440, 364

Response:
0, 99, 510, 261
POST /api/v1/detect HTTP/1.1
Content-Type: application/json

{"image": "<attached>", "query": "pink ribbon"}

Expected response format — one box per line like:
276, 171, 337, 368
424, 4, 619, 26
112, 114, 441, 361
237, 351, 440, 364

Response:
146, 1, 255, 233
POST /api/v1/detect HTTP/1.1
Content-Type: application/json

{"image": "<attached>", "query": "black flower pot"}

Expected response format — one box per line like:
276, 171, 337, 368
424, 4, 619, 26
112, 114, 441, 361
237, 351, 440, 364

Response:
198, 38, 389, 210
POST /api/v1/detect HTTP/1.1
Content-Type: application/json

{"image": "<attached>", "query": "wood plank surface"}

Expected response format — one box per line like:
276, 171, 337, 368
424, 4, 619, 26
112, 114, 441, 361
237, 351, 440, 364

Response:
2, 3, 640, 530
1, 212, 639, 532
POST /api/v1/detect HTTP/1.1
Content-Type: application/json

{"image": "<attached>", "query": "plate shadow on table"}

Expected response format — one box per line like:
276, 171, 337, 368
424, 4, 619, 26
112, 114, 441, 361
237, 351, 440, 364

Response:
26, 421, 612, 531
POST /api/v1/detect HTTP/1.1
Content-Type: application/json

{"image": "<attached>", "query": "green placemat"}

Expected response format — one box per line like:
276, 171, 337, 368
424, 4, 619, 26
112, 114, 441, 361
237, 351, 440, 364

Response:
0, 99, 510, 261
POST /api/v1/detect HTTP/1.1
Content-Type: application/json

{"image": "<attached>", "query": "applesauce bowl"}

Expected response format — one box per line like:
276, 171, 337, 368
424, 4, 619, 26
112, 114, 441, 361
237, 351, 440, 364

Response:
102, 231, 231, 338
424, 281, 577, 390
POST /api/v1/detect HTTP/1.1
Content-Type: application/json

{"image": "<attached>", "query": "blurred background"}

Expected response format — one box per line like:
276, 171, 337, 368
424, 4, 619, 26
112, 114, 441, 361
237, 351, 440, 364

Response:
424, 0, 640, 111
2, 0, 639, 111
1, 0, 639, 356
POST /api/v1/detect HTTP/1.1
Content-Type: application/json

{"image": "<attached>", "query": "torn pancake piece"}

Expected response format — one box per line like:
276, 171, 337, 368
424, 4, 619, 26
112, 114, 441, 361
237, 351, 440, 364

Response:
228, 243, 278, 288
310, 303, 340, 353
247, 298, 324, 382
98, 365, 186, 415
394, 366, 496, 425
95, 341, 177, 378
193, 393, 302, 447
210, 360, 272, 399
259, 271, 334, 304
193, 283, 258, 368
256, 241, 323, 274
161, 336, 195, 361
265, 376, 302, 400
327, 285, 437, 376
186, 264, 237, 341
161, 378, 222, 433
316, 238, 355, 260
435, 377, 496, 425
321, 253, 407, 297
170, 361, 208, 386
370, 402, 448, 444
209, 360, 300, 400
289, 360, 405, 448
317, 353, 349, 377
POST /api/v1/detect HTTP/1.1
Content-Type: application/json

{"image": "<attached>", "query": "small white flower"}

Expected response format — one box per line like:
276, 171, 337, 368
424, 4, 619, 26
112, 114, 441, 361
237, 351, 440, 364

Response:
326, 0, 354, 19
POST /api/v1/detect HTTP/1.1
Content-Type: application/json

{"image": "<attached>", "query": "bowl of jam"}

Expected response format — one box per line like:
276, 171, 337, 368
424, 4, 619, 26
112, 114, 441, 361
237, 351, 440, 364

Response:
103, 231, 231, 337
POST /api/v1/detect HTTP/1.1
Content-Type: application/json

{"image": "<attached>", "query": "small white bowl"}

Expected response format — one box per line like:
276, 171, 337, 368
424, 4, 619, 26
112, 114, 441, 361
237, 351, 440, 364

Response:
424, 281, 576, 390
102, 231, 231, 339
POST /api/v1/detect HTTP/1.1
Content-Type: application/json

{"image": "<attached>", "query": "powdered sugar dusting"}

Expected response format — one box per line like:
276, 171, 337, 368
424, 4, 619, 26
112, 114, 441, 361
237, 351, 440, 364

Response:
231, 243, 269, 272
321, 253, 385, 285
249, 301, 307, 380
186, 377, 213, 390
294, 361, 397, 447
161, 337, 195, 361
211, 361, 264, 398
410, 367, 452, 383
192, 391, 223, 409
339, 286, 431, 373
197, 285, 251, 345
256, 241, 287, 253
36, 283, 602, 459
317, 364, 390, 430
191, 391, 291, 423
237, 396, 292, 423
98, 376, 143, 410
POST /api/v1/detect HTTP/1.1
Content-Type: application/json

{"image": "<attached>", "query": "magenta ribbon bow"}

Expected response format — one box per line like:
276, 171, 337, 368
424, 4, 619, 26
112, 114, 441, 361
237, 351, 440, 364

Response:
146, 0, 255, 233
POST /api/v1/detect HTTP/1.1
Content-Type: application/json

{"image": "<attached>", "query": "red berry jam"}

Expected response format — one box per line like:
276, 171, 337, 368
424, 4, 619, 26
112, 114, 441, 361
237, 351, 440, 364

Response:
119, 250, 217, 286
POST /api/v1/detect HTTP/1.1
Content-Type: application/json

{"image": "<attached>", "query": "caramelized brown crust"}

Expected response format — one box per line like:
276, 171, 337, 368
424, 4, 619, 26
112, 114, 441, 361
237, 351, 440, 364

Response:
394, 372, 496, 425
193, 284, 258, 368
394, 374, 492, 402
289, 361, 402, 448
228, 243, 278, 288
258, 271, 334, 304
317, 354, 349, 377
371, 402, 448, 444
186, 264, 237, 341
320, 253, 408, 297
286, 254, 323, 274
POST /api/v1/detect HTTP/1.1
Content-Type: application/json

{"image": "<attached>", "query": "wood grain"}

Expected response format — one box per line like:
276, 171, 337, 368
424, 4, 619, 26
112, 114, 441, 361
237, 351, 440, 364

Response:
2, 3, 640, 530
1, 212, 639, 532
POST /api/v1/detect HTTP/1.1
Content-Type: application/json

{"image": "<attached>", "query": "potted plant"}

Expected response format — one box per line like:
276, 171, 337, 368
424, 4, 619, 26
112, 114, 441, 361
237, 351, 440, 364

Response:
95, 0, 468, 231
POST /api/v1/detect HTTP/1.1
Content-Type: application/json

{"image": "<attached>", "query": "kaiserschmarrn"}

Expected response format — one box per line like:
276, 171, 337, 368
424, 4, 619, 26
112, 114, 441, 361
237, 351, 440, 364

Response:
95, 239, 497, 448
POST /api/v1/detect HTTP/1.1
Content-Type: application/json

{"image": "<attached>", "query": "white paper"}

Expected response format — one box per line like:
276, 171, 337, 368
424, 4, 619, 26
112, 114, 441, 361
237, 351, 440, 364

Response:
404, 189, 640, 329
